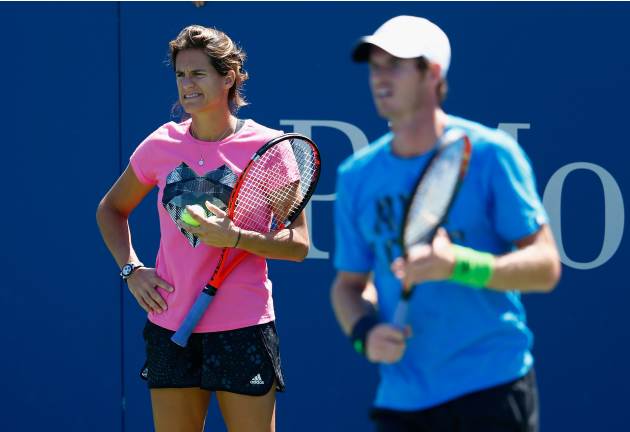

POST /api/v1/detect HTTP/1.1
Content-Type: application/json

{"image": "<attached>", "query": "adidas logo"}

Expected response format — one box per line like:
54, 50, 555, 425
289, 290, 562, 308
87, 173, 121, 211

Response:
249, 373, 264, 385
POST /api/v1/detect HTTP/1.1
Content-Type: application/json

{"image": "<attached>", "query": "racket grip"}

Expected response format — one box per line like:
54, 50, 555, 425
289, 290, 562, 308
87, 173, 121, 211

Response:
392, 299, 410, 328
171, 292, 215, 347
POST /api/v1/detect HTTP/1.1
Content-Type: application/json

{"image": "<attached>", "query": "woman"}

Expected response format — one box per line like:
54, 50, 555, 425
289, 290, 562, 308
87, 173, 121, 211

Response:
96, 25, 309, 432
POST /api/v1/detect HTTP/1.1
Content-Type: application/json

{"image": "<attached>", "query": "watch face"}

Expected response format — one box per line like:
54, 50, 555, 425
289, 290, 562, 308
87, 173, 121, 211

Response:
122, 264, 133, 276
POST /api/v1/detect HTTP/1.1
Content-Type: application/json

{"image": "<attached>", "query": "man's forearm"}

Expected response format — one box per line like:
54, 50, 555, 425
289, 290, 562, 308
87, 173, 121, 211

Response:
331, 275, 377, 334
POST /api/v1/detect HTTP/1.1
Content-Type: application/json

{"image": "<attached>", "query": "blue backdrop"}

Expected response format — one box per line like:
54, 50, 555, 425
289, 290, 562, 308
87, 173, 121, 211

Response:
1, 2, 627, 431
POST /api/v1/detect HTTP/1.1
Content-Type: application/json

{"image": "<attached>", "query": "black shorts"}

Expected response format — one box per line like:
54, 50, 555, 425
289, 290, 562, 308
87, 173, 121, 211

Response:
140, 320, 285, 396
371, 369, 539, 432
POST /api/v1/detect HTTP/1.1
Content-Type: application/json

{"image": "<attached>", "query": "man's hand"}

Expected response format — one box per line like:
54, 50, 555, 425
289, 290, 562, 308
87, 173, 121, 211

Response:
391, 228, 456, 287
365, 323, 410, 364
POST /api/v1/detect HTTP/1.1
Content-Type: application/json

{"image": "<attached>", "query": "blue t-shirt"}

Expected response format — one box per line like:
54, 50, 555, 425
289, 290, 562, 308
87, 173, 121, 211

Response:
334, 115, 547, 411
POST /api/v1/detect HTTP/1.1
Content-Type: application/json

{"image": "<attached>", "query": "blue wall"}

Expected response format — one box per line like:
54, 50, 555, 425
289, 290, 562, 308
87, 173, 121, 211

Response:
2, 2, 627, 431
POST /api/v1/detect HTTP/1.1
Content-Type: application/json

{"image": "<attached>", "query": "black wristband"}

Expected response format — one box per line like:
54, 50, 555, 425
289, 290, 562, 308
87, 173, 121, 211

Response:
350, 314, 380, 356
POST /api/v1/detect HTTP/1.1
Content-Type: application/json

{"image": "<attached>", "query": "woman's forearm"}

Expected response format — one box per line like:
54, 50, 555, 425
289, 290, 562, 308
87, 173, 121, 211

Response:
96, 202, 141, 268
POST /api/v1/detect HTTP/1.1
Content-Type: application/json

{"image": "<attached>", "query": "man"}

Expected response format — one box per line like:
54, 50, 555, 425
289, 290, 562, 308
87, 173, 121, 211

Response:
331, 15, 561, 432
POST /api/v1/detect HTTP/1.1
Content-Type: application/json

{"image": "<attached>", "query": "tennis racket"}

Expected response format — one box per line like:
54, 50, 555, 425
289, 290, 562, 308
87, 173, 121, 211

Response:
171, 133, 321, 347
392, 128, 472, 328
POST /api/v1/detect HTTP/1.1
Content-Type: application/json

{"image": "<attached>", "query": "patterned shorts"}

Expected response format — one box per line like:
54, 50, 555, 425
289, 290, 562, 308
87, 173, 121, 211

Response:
140, 320, 285, 396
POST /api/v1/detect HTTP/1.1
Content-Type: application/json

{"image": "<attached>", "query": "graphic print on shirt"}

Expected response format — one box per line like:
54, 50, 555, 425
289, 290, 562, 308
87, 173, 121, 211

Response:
372, 193, 408, 264
162, 162, 238, 247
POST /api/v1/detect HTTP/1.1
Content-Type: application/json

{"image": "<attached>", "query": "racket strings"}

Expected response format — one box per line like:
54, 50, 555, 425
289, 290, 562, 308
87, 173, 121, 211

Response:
232, 138, 319, 233
404, 141, 465, 247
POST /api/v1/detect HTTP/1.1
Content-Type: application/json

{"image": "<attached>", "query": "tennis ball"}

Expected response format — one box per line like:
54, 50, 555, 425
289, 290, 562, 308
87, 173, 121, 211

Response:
181, 205, 205, 226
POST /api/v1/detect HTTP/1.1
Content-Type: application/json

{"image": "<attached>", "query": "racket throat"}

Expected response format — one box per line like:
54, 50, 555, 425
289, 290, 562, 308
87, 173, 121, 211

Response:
203, 285, 218, 296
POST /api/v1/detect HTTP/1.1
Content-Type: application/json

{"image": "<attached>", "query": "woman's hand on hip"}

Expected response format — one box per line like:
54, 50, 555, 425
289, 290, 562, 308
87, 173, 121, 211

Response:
126, 267, 174, 314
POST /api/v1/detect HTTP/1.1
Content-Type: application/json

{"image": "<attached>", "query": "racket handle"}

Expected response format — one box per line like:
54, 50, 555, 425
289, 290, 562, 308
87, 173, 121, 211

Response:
171, 291, 215, 347
392, 299, 410, 328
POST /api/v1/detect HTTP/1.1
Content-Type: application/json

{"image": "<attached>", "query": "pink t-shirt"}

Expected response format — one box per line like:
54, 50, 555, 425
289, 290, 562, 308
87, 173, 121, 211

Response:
130, 118, 283, 332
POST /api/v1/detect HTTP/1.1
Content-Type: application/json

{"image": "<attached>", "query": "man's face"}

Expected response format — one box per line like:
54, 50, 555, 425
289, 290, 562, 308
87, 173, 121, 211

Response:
368, 47, 435, 120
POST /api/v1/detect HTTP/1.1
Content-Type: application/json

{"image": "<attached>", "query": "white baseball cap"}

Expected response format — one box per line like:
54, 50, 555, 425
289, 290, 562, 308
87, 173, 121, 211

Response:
352, 15, 451, 78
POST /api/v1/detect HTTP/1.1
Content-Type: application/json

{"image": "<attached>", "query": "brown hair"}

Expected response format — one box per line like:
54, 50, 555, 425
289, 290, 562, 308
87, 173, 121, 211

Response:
169, 25, 249, 113
417, 57, 448, 105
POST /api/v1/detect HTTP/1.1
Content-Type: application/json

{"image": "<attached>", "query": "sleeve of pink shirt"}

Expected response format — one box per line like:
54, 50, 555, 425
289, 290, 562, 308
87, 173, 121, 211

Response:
129, 132, 160, 185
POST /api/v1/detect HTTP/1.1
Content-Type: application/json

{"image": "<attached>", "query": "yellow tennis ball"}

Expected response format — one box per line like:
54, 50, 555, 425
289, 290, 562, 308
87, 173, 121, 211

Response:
181, 205, 204, 226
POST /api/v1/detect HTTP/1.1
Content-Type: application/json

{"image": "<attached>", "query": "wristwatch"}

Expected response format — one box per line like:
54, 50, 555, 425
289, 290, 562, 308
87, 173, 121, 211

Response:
120, 262, 144, 281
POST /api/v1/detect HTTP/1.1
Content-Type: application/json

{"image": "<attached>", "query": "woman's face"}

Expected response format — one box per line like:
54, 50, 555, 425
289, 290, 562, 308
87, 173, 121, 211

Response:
175, 49, 234, 115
